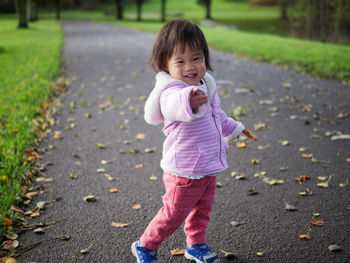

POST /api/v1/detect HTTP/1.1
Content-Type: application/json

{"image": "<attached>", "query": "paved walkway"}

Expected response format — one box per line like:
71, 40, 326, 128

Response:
18, 21, 350, 262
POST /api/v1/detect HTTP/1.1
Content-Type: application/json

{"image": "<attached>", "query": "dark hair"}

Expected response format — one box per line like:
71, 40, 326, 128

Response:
150, 19, 212, 72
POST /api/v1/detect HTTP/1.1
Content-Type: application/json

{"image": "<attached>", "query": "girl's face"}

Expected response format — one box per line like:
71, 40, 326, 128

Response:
166, 44, 206, 86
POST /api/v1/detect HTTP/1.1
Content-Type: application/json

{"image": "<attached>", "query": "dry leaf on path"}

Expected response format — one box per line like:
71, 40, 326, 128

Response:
328, 245, 342, 252
283, 199, 297, 211
170, 249, 186, 256
135, 133, 146, 140
132, 204, 141, 210
220, 249, 237, 259
311, 218, 325, 227
298, 234, 311, 240
111, 222, 130, 228
1, 257, 18, 263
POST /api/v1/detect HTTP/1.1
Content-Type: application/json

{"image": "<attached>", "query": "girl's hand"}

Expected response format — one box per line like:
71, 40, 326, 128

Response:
190, 87, 208, 112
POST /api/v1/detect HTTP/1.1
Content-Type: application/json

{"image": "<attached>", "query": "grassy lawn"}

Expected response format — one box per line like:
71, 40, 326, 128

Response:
0, 18, 62, 236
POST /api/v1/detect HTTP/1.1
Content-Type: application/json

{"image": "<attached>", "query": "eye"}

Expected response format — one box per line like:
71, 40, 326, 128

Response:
176, 60, 184, 64
193, 56, 202, 62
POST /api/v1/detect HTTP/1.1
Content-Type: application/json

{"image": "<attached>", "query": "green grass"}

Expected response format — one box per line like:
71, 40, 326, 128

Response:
0, 18, 62, 237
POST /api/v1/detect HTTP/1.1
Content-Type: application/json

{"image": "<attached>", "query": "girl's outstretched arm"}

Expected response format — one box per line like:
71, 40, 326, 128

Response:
160, 86, 207, 122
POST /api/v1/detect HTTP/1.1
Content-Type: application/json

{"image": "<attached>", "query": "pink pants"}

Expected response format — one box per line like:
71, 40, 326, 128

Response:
140, 172, 217, 251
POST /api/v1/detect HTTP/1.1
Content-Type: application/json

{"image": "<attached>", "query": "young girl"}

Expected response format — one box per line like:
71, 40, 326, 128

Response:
132, 19, 245, 263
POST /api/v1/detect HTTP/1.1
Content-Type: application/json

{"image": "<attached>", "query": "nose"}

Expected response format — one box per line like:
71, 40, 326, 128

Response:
185, 61, 195, 71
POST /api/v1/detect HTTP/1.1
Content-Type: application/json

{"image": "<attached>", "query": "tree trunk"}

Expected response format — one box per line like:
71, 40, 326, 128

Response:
29, 0, 38, 22
16, 0, 28, 28
319, 0, 327, 42
55, 0, 60, 20
161, 0, 166, 22
333, 0, 343, 43
280, 0, 288, 21
205, 0, 211, 20
137, 0, 142, 22
115, 0, 123, 20
305, 0, 311, 39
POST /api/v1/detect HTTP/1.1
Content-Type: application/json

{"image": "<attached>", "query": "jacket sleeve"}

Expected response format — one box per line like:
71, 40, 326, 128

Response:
220, 109, 245, 141
160, 85, 207, 123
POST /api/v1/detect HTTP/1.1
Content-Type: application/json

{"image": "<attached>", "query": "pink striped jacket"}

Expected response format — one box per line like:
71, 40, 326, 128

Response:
144, 72, 244, 176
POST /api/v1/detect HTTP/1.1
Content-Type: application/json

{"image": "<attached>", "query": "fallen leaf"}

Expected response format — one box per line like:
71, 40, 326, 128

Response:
231, 171, 246, 180
279, 140, 290, 146
233, 106, 246, 117
3, 218, 12, 227
170, 249, 186, 256
1, 257, 17, 263
256, 251, 264, 257
251, 159, 260, 165
236, 142, 247, 148
25, 192, 38, 200
135, 163, 144, 169
97, 143, 110, 149
302, 153, 313, 159
5, 232, 18, 240
254, 123, 269, 131
312, 157, 330, 164
33, 227, 45, 234
53, 131, 63, 140
1, 240, 19, 250
80, 243, 93, 254
311, 218, 325, 227
110, 188, 118, 193
328, 244, 342, 252
317, 174, 334, 188
247, 188, 258, 195
230, 221, 244, 227
103, 173, 116, 181
111, 222, 130, 228
132, 204, 141, 210
96, 168, 106, 173
150, 175, 158, 181
135, 133, 146, 140
83, 194, 97, 202
298, 188, 312, 196
30, 212, 40, 218
145, 147, 156, 153
283, 199, 297, 211
339, 179, 349, 188
220, 249, 237, 259
298, 234, 311, 240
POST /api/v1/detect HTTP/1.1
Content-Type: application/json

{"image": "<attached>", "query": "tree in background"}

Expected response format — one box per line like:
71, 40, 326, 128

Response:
287, 0, 349, 43
136, 0, 142, 21
29, 0, 39, 21
54, 0, 60, 19
15, 0, 28, 28
197, 0, 211, 19
115, 0, 123, 20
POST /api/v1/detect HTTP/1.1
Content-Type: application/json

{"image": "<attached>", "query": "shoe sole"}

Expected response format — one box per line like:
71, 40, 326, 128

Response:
131, 242, 141, 263
184, 251, 220, 263
184, 251, 203, 263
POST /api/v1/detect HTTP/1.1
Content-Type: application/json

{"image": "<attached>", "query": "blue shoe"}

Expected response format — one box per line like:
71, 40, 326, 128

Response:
185, 244, 220, 263
131, 240, 158, 263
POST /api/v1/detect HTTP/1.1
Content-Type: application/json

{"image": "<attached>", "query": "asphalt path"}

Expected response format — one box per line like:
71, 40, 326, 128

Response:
17, 21, 350, 263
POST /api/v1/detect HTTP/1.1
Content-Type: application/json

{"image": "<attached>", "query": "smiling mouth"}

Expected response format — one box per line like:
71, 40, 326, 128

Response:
185, 73, 197, 79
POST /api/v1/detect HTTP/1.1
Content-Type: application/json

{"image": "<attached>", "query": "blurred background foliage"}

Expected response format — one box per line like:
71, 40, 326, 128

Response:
0, 0, 349, 45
